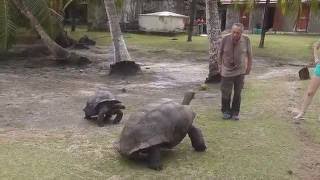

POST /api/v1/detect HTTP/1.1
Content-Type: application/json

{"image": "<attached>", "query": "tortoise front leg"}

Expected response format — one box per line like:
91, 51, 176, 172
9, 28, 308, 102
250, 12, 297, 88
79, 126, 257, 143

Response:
147, 145, 163, 171
188, 125, 206, 152
84, 115, 92, 120
112, 110, 123, 124
97, 105, 109, 127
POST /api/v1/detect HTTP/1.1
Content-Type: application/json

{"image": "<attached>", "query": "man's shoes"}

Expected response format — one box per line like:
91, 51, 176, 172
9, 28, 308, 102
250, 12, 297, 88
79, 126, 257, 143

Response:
222, 113, 232, 119
232, 115, 240, 120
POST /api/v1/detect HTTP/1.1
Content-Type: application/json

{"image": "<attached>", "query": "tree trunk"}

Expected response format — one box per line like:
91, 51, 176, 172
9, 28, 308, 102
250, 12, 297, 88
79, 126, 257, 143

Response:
187, 0, 197, 42
120, 36, 132, 61
205, 0, 221, 83
12, 0, 69, 59
71, 16, 76, 32
104, 0, 131, 63
259, 0, 270, 48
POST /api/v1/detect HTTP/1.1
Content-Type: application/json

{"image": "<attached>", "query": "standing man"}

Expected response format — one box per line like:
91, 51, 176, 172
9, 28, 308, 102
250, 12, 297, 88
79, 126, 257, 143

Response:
218, 23, 253, 120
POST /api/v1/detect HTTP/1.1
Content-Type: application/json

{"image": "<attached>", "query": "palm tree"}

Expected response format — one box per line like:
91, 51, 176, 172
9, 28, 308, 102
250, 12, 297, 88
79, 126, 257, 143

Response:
0, 0, 16, 51
258, 0, 319, 47
12, 0, 69, 59
205, 0, 221, 83
104, 0, 132, 63
203, 0, 320, 82
0, 0, 81, 60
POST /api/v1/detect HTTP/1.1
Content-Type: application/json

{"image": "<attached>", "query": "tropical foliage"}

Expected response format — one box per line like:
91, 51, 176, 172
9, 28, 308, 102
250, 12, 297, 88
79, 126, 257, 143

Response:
0, 0, 16, 50
232, 0, 319, 13
277, 0, 319, 15
0, 0, 65, 51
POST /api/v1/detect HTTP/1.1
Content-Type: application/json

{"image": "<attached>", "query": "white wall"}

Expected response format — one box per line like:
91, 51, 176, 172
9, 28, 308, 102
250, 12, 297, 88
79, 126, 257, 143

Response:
139, 16, 187, 32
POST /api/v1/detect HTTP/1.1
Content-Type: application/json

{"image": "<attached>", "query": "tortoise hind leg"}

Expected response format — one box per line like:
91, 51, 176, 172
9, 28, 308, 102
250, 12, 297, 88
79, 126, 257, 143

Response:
147, 146, 163, 171
188, 125, 206, 152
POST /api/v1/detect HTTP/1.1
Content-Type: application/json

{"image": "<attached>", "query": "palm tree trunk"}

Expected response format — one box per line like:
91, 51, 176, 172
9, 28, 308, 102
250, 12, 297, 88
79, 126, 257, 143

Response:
120, 36, 132, 61
71, 16, 76, 32
187, 0, 197, 42
205, 0, 221, 83
104, 0, 131, 63
12, 0, 69, 59
259, 0, 270, 48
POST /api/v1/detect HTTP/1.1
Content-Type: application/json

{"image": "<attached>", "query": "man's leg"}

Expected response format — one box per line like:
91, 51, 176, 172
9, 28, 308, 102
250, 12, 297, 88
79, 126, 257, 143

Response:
221, 76, 233, 118
231, 75, 245, 120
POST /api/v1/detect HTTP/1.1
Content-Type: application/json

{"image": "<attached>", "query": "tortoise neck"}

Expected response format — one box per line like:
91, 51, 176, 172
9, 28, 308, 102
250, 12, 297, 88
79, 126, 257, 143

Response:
181, 91, 195, 105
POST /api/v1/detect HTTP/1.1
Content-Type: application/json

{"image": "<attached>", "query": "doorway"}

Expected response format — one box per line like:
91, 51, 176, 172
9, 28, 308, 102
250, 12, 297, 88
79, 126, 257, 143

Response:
296, 4, 310, 32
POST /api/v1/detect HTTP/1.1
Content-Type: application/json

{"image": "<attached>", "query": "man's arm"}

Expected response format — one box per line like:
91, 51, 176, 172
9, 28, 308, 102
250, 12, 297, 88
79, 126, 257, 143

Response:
245, 37, 253, 75
218, 37, 225, 72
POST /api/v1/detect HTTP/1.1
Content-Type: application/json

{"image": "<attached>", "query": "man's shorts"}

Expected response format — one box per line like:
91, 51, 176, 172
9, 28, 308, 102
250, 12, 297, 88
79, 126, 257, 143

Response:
314, 64, 320, 77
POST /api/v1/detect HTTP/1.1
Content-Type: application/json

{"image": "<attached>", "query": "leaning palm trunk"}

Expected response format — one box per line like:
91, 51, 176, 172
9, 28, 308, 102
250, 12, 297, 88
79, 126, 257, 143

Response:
120, 35, 132, 61
205, 0, 221, 83
12, 0, 69, 59
104, 0, 131, 63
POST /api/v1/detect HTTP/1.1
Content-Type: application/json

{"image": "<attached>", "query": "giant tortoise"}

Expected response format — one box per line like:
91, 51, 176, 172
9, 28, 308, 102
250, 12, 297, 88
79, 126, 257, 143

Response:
117, 92, 206, 170
83, 90, 125, 127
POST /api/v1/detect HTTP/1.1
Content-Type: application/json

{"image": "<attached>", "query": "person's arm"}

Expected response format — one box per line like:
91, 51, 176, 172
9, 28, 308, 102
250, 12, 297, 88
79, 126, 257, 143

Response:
245, 37, 253, 75
218, 37, 224, 72
314, 41, 320, 64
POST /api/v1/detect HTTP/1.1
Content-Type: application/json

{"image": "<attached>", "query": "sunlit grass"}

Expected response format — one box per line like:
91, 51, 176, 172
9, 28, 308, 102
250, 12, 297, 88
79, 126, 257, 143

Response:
68, 27, 318, 63
0, 80, 301, 179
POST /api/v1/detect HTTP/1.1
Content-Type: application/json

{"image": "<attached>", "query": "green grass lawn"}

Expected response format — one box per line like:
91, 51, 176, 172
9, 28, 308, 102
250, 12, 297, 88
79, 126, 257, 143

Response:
0, 79, 301, 179
68, 28, 319, 63
1, 28, 319, 179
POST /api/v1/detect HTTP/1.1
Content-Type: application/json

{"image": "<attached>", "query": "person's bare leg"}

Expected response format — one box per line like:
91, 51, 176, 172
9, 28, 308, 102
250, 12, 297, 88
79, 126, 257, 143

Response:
294, 76, 320, 119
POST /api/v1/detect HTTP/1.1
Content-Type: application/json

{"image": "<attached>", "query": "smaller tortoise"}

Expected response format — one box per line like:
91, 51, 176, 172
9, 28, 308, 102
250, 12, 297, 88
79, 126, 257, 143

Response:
83, 90, 125, 127
117, 92, 206, 170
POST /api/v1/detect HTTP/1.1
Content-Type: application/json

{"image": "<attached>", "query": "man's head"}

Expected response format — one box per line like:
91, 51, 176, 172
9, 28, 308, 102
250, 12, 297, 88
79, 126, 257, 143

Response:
231, 23, 244, 43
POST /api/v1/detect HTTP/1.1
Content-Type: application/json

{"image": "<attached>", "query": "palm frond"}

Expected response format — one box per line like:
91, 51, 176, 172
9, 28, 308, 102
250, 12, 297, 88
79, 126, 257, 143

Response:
63, 0, 74, 11
115, 0, 124, 10
310, 0, 319, 13
277, 0, 302, 16
0, 0, 17, 50
232, 0, 256, 13
0, 0, 65, 51
25, 0, 54, 36
49, 8, 64, 22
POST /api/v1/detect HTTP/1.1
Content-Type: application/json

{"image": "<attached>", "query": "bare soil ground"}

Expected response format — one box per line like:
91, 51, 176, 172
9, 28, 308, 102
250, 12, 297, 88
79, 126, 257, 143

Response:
1, 45, 320, 179
0, 45, 211, 130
